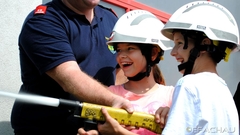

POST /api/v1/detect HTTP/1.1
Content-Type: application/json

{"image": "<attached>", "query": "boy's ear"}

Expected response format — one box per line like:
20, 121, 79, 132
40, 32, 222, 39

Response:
200, 38, 212, 54
151, 47, 158, 61
202, 38, 211, 45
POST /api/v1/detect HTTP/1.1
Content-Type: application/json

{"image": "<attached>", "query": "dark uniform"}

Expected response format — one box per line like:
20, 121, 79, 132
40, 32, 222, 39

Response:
10, 0, 118, 134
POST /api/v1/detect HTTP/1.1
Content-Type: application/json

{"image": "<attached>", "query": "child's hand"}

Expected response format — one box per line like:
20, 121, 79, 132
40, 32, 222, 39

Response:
121, 125, 138, 130
78, 107, 138, 135
155, 106, 170, 128
77, 128, 99, 135
97, 107, 126, 135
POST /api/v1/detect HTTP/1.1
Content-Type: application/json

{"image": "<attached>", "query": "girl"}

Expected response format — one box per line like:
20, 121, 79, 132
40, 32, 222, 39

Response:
78, 10, 174, 135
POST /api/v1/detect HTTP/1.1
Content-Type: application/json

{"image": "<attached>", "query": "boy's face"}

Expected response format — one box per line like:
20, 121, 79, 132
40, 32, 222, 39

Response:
116, 43, 147, 77
171, 32, 195, 74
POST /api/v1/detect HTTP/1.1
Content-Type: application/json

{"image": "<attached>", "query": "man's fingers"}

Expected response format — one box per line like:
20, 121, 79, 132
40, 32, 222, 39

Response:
112, 97, 133, 113
122, 102, 134, 113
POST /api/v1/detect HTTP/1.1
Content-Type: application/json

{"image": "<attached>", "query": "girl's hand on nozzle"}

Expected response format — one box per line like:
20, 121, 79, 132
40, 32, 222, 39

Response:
155, 106, 170, 128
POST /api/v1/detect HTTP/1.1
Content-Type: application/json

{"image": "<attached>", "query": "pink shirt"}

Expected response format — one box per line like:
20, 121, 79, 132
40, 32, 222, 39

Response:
109, 84, 174, 135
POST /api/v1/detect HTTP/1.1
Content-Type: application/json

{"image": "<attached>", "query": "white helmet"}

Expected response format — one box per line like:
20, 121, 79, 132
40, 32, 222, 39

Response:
161, 1, 240, 51
107, 9, 172, 51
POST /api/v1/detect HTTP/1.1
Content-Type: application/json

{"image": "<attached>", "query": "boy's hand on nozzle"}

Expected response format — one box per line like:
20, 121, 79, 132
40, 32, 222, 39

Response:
111, 96, 134, 113
77, 107, 136, 135
121, 125, 138, 131
155, 106, 170, 128
97, 107, 125, 135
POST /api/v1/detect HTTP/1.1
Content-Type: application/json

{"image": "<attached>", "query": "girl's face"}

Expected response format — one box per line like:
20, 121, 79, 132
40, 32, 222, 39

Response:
116, 43, 147, 77
171, 32, 195, 74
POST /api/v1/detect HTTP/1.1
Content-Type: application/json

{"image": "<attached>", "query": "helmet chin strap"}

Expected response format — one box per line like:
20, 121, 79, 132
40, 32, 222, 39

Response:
178, 31, 200, 76
178, 45, 217, 76
177, 30, 220, 76
127, 65, 151, 81
178, 47, 200, 76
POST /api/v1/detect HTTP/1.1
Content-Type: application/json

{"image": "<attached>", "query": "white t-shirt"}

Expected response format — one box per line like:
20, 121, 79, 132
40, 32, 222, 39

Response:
162, 72, 239, 135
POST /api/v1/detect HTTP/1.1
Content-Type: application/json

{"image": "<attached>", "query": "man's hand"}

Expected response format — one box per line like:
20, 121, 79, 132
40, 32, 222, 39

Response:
111, 96, 133, 113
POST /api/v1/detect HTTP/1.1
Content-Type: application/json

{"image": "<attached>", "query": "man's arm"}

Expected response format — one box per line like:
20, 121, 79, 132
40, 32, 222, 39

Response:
46, 60, 132, 110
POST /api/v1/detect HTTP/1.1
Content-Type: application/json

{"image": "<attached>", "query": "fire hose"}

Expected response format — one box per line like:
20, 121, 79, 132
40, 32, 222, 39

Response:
0, 90, 162, 134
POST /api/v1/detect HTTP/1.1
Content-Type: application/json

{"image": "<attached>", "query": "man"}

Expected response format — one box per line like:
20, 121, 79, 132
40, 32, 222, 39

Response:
10, 0, 132, 135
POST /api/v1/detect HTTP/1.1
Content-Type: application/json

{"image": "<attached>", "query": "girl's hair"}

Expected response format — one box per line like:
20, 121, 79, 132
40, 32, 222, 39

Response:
153, 65, 166, 85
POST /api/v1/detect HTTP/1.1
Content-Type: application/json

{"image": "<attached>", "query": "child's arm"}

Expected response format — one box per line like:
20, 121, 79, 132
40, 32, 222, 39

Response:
77, 107, 138, 135
97, 107, 138, 135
